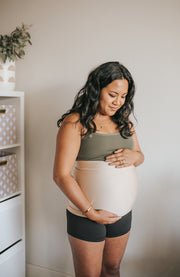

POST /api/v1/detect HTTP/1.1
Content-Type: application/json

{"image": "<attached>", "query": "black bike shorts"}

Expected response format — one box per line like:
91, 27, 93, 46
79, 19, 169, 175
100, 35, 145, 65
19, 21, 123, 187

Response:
66, 209, 132, 242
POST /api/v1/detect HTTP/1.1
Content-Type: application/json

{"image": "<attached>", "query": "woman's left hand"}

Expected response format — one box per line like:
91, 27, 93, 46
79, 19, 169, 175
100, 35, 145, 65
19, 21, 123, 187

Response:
105, 149, 137, 168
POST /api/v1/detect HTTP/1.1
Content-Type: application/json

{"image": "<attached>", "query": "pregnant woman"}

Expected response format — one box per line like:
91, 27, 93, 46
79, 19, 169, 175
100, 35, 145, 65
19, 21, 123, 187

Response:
53, 61, 144, 277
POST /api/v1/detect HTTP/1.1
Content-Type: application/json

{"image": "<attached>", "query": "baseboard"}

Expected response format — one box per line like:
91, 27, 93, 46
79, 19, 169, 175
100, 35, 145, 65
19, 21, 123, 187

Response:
26, 263, 74, 277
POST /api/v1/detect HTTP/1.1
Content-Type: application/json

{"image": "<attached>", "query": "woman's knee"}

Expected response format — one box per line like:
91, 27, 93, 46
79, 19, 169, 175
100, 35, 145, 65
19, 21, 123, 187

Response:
75, 267, 102, 277
102, 262, 120, 275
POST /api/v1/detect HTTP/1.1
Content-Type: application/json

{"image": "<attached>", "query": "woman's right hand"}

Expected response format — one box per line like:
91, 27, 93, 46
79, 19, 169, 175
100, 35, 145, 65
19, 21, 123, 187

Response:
87, 208, 121, 224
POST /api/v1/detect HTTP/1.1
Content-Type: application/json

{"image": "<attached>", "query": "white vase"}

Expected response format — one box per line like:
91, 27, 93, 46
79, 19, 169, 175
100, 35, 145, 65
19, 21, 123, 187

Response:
0, 59, 15, 91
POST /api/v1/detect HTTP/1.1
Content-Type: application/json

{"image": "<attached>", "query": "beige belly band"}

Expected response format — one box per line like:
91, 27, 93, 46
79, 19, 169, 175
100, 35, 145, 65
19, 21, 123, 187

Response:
67, 161, 138, 217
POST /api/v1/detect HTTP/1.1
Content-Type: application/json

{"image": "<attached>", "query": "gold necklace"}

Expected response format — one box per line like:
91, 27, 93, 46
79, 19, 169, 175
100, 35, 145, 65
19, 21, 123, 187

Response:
95, 116, 112, 130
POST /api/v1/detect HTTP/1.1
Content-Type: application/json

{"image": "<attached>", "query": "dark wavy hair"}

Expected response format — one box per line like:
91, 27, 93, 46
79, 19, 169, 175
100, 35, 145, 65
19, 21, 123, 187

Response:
57, 61, 136, 138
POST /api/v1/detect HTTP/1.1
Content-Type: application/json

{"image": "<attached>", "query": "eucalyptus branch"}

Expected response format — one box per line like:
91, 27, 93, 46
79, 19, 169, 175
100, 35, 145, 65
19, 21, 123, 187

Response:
0, 23, 32, 63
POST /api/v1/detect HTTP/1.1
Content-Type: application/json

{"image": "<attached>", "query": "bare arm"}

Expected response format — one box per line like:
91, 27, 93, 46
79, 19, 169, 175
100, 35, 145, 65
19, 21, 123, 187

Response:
53, 114, 121, 223
53, 115, 92, 213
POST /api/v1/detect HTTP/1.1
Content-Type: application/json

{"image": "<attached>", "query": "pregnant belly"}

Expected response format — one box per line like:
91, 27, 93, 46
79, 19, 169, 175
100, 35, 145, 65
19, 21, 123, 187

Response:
68, 161, 138, 217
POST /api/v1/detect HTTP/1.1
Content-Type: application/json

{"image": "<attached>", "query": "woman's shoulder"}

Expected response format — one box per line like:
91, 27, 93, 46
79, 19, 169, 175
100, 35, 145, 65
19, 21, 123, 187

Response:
60, 113, 83, 134
63, 112, 80, 124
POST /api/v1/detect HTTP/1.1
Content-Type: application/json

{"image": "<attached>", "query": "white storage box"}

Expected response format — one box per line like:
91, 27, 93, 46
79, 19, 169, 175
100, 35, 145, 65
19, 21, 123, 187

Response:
0, 152, 18, 199
0, 105, 16, 146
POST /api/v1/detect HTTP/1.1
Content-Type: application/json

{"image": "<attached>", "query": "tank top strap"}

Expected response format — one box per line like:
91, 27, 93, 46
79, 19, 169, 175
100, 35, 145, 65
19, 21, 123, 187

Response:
81, 129, 93, 140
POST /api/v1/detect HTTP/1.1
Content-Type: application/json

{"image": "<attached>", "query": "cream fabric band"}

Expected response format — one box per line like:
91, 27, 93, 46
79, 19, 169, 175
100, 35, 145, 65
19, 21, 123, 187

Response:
67, 161, 138, 217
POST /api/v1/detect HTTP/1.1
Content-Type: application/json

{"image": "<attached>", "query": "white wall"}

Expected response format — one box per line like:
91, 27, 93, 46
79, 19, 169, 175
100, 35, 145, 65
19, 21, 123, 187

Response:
1, 0, 180, 276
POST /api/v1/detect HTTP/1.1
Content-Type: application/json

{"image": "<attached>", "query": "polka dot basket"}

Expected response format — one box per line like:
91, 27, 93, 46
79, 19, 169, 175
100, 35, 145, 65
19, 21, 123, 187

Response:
0, 105, 16, 147
0, 151, 18, 199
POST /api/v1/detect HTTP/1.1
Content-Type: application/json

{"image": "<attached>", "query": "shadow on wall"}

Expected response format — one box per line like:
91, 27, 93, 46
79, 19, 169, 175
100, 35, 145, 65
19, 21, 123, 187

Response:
25, 84, 76, 274
122, 255, 180, 277
128, 171, 180, 277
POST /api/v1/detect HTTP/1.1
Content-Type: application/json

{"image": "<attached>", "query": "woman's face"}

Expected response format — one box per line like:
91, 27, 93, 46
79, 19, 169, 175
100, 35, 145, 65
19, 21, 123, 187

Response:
98, 79, 129, 116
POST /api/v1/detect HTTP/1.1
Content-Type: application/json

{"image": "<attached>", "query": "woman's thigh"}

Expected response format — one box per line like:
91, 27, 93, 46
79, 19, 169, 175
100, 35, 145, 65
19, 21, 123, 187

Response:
68, 235, 105, 277
101, 231, 130, 274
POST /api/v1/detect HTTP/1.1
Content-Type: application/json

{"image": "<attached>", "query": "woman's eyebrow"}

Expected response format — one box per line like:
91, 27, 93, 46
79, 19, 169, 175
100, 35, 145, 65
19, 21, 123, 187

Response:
109, 90, 119, 94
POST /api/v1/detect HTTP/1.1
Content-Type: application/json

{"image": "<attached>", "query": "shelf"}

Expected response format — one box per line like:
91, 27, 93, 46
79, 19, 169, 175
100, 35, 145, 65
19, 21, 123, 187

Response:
0, 143, 21, 150
0, 91, 25, 276
0, 91, 24, 98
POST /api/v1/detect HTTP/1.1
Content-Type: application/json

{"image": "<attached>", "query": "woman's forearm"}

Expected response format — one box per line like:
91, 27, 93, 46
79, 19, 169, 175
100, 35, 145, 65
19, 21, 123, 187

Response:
54, 174, 91, 213
53, 173, 122, 223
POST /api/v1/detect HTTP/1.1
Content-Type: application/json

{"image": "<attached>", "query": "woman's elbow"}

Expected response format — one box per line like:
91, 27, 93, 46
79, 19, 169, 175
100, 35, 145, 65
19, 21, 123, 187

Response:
53, 171, 63, 187
138, 151, 145, 166
53, 174, 59, 184
141, 152, 145, 163
53, 172, 69, 188
134, 151, 144, 167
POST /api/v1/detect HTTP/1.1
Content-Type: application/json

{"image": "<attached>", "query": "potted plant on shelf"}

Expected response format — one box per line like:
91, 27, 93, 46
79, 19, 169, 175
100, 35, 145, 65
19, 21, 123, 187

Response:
0, 23, 32, 91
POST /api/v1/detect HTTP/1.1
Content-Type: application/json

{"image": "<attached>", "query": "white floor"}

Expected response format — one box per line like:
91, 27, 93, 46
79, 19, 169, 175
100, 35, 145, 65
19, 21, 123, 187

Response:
27, 257, 180, 277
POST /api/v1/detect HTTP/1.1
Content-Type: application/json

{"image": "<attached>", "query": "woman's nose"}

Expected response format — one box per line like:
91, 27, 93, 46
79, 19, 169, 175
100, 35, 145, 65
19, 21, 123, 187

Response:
113, 97, 121, 106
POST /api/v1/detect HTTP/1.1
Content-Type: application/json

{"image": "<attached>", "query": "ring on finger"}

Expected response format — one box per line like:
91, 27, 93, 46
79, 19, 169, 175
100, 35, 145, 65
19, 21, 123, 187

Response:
121, 159, 126, 164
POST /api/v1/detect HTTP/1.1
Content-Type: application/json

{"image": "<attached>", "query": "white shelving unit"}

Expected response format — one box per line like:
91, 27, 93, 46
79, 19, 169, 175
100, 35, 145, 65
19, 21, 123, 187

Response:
0, 91, 25, 277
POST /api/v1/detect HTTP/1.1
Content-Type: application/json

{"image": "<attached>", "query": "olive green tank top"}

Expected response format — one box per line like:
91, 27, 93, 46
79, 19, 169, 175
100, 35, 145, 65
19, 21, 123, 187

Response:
77, 132, 134, 161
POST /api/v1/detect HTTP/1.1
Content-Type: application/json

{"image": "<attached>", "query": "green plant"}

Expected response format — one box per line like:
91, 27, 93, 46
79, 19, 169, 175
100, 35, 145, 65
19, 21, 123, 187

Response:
0, 23, 32, 63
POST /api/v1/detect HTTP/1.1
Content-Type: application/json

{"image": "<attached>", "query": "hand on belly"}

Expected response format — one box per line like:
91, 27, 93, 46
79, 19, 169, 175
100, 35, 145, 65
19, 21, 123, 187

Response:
105, 148, 137, 168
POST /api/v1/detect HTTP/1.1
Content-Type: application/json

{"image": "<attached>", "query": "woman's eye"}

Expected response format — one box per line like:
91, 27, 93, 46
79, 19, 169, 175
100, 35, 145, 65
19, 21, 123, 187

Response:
109, 94, 116, 98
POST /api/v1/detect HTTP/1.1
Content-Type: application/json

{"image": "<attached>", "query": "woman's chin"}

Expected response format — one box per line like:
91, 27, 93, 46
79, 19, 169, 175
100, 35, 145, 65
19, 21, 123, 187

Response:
108, 110, 117, 116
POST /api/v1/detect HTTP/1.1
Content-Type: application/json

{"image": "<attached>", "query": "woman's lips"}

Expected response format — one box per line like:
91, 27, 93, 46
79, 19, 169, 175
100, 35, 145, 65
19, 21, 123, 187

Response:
109, 106, 119, 111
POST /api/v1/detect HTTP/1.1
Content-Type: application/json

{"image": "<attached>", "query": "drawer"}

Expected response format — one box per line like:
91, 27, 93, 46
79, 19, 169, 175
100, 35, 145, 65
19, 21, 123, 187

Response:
0, 240, 25, 277
0, 196, 23, 252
